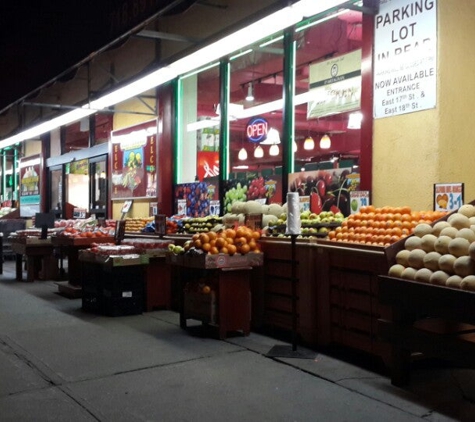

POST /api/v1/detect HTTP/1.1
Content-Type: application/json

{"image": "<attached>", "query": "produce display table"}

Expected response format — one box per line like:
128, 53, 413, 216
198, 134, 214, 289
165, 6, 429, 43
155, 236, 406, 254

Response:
52, 236, 115, 288
169, 253, 263, 339
10, 237, 56, 282
378, 275, 475, 386
146, 256, 171, 311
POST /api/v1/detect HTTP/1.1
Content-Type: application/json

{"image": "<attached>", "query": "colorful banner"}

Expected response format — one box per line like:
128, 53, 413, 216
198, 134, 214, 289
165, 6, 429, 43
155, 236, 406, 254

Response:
19, 155, 41, 217
174, 178, 219, 217
288, 168, 359, 217
111, 120, 158, 199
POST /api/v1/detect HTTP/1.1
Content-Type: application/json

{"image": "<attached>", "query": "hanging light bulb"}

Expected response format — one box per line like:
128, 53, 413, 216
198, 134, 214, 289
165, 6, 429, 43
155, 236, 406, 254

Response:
245, 83, 254, 101
269, 143, 279, 156
320, 134, 331, 149
293, 141, 298, 152
238, 147, 248, 160
303, 136, 315, 150
254, 145, 264, 158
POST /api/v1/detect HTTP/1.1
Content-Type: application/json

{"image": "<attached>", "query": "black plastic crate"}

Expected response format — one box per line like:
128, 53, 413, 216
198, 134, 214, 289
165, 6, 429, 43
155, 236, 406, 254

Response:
102, 294, 144, 316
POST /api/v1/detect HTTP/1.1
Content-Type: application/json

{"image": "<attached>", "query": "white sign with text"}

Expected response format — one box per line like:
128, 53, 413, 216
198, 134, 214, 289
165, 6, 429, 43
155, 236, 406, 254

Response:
373, 0, 437, 118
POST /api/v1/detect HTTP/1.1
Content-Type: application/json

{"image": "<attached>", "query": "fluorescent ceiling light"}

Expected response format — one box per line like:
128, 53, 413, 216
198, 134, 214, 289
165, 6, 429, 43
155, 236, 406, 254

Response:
296, 9, 348, 33
187, 118, 220, 132
0, 0, 346, 149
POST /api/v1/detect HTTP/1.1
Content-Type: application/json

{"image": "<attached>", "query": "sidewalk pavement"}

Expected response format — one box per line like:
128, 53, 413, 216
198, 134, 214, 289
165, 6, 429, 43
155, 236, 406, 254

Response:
1, 260, 475, 421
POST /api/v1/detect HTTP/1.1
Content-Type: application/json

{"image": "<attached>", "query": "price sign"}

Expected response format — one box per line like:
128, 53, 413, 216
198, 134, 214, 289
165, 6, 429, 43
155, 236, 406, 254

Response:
155, 214, 167, 237
350, 191, 370, 214
245, 213, 263, 231
434, 183, 464, 212
209, 200, 220, 216
115, 220, 126, 244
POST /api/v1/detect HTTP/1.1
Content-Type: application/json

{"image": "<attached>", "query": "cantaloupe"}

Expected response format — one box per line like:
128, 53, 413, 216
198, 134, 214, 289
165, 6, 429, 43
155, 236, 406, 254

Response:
438, 254, 456, 274
388, 264, 405, 278
267, 203, 284, 218
469, 217, 475, 226
432, 221, 451, 236
461, 275, 475, 291
231, 201, 246, 214
458, 204, 475, 218
413, 223, 433, 238
430, 270, 450, 286
414, 268, 433, 283
453, 256, 475, 277
448, 237, 470, 257
401, 267, 417, 280
469, 242, 475, 260
245, 200, 265, 214
456, 228, 475, 243
396, 249, 411, 267
446, 275, 463, 289
404, 236, 422, 251
434, 236, 452, 254
263, 214, 278, 227
449, 213, 471, 230
440, 227, 458, 239
407, 249, 426, 269
423, 251, 441, 271
420, 234, 437, 252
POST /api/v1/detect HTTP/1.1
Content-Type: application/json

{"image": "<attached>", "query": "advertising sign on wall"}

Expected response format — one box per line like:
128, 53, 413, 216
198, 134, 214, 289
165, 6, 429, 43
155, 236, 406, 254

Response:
197, 151, 219, 181
434, 182, 463, 212
19, 155, 41, 217
373, 0, 437, 118
307, 49, 361, 119
111, 120, 158, 199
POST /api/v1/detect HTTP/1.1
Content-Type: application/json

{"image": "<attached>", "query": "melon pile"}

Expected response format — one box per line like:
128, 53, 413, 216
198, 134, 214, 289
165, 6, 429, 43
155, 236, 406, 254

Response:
388, 204, 475, 291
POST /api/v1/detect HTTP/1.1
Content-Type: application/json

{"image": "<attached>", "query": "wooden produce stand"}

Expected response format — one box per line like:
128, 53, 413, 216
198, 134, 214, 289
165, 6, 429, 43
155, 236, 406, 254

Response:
378, 276, 475, 386
52, 235, 115, 297
169, 252, 263, 339
10, 237, 56, 282
313, 240, 396, 364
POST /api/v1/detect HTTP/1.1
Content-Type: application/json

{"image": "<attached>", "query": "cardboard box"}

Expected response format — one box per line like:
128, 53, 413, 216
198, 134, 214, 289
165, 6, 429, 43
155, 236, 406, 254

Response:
181, 252, 263, 269
95, 254, 150, 266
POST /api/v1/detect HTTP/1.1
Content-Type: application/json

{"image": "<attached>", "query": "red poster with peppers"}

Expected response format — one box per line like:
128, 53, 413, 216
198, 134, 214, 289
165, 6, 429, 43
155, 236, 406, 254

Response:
196, 151, 219, 181
111, 120, 158, 199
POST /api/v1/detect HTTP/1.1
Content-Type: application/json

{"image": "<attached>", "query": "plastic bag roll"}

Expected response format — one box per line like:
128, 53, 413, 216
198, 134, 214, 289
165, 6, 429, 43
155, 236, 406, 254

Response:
285, 192, 301, 235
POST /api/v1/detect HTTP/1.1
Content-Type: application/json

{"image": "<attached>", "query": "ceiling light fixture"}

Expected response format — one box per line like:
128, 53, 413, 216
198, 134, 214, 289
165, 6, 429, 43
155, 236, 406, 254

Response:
320, 134, 331, 149
238, 147, 248, 160
304, 136, 315, 150
269, 143, 279, 156
260, 127, 280, 145
0, 0, 348, 148
245, 83, 254, 102
254, 145, 264, 158
293, 141, 298, 152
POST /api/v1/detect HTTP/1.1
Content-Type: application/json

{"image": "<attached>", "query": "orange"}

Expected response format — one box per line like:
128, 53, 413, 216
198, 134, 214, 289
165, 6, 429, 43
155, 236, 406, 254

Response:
225, 229, 236, 239
209, 246, 219, 255
220, 247, 229, 254
208, 231, 218, 241
199, 233, 210, 244
201, 242, 211, 252
239, 244, 250, 254
215, 237, 226, 248
227, 244, 237, 255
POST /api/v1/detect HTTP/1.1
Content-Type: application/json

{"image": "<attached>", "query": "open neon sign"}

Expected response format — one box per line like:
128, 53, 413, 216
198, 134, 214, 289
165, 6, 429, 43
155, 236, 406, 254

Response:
246, 117, 268, 143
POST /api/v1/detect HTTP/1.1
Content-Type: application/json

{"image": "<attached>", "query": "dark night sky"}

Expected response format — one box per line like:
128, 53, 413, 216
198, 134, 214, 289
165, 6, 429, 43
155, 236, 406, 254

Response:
0, 1, 116, 111
0, 1, 194, 112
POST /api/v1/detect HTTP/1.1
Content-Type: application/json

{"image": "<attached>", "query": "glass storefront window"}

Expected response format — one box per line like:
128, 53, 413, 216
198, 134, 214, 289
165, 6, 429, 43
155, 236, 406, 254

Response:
66, 159, 89, 212
229, 33, 284, 178
177, 64, 220, 184
49, 166, 62, 212
293, 9, 363, 172
90, 157, 107, 216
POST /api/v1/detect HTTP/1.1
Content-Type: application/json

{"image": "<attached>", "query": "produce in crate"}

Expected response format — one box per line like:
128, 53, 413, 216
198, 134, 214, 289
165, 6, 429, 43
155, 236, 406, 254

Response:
178, 226, 261, 255
388, 203, 475, 290
329, 206, 446, 246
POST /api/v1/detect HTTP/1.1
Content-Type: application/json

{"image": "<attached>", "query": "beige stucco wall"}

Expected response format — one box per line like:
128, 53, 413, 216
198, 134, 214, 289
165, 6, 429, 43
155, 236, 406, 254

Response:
373, 0, 475, 210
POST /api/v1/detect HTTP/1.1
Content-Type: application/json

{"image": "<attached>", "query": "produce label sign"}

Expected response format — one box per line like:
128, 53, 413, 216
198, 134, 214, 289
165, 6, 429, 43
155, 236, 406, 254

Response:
373, 0, 437, 118
19, 155, 41, 217
434, 183, 463, 212
174, 179, 219, 217
350, 190, 371, 214
288, 168, 358, 217
307, 49, 361, 119
111, 120, 158, 199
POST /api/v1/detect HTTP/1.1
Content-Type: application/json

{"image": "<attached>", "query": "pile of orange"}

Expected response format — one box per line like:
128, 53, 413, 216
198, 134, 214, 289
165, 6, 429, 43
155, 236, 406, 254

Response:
328, 206, 447, 246
185, 226, 261, 255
